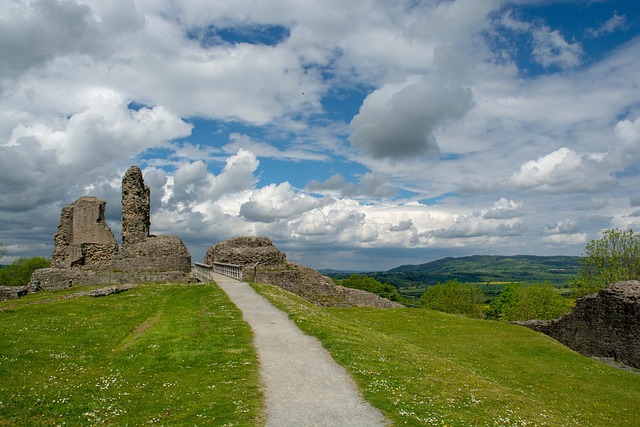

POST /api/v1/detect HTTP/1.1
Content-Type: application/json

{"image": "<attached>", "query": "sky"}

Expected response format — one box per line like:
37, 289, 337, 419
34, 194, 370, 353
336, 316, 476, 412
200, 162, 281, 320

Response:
1, 0, 640, 271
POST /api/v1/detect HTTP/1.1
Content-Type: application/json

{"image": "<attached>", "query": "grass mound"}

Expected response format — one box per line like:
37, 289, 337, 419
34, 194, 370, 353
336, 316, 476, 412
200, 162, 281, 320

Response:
253, 282, 640, 427
0, 284, 263, 426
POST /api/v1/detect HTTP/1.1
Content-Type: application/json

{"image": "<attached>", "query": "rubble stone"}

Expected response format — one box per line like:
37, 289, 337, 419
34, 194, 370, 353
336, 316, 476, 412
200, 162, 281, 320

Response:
29, 165, 192, 291
121, 165, 150, 246
518, 281, 640, 369
51, 196, 118, 269
115, 235, 191, 273
204, 236, 287, 268
203, 236, 402, 308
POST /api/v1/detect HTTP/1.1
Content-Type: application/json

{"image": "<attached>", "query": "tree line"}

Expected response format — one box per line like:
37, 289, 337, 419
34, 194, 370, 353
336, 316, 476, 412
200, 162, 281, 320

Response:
0, 240, 50, 287
338, 228, 640, 321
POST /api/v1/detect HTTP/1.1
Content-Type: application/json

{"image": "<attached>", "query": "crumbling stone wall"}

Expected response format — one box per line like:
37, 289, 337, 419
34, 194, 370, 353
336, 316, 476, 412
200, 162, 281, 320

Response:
121, 166, 151, 246
204, 236, 402, 308
204, 236, 287, 268
51, 196, 118, 269
519, 281, 640, 369
29, 165, 191, 291
114, 235, 191, 273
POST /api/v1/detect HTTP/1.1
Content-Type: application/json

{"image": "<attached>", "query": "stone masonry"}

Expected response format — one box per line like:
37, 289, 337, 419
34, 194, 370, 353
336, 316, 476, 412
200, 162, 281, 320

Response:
121, 166, 151, 246
50, 196, 119, 269
29, 166, 191, 292
519, 281, 640, 369
204, 236, 402, 308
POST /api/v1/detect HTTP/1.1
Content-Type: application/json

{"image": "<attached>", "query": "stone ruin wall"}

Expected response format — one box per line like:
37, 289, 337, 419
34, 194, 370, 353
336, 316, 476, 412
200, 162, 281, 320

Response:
204, 236, 402, 309
26, 166, 192, 294
121, 165, 151, 246
519, 280, 640, 369
204, 236, 288, 268
51, 196, 118, 269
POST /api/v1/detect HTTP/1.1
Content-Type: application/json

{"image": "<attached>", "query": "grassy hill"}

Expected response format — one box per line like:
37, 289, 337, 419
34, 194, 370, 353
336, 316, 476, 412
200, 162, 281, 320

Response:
254, 282, 640, 426
3, 281, 639, 426
327, 255, 582, 300
0, 284, 263, 426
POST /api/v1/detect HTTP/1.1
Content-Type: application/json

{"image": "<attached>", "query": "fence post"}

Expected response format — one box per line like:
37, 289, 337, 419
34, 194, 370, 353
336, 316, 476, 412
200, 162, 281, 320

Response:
252, 262, 259, 283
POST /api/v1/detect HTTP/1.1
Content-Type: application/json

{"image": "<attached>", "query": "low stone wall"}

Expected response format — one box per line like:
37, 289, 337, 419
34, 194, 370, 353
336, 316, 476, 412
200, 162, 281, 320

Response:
114, 235, 192, 273
252, 263, 403, 309
30, 268, 192, 290
519, 281, 640, 369
205, 236, 287, 268
0, 283, 40, 301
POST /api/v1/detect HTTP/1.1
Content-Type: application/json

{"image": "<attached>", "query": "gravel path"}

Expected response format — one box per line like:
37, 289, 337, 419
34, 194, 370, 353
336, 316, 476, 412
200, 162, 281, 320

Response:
212, 272, 390, 427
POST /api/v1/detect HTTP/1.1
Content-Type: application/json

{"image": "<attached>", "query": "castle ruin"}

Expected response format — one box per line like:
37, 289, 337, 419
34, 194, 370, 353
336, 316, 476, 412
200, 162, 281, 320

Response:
29, 166, 191, 289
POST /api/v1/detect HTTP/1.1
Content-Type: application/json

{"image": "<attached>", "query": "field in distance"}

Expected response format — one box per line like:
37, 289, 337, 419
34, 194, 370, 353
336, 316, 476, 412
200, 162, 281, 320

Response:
324, 255, 581, 299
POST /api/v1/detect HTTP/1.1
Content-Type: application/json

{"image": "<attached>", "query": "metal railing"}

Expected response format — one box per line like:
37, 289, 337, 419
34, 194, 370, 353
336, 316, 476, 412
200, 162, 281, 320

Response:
193, 262, 243, 282
213, 262, 243, 281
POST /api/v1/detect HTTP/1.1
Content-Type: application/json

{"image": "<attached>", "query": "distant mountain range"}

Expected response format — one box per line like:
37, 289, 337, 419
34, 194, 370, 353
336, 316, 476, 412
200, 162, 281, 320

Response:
322, 255, 582, 288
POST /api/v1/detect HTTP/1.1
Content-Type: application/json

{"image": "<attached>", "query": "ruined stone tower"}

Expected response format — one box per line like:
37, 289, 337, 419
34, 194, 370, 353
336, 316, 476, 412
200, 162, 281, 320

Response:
121, 165, 150, 246
51, 196, 118, 269
30, 165, 192, 290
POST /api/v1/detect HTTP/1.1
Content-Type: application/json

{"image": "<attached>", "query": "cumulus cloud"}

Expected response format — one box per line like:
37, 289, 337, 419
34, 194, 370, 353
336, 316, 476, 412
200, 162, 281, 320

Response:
0, 0, 145, 90
292, 207, 376, 244
509, 147, 612, 193
168, 149, 260, 207
239, 182, 327, 223
541, 233, 587, 245
1, 0, 639, 270
6, 89, 192, 167
389, 219, 414, 232
544, 219, 579, 235
483, 198, 526, 219
306, 172, 396, 199
426, 216, 525, 239
0, 90, 190, 215
348, 75, 474, 159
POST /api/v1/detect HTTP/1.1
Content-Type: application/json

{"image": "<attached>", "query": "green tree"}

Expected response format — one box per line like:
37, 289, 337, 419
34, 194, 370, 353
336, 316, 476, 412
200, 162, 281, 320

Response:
340, 273, 404, 302
420, 279, 485, 318
0, 257, 50, 286
571, 228, 640, 297
487, 283, 573, 322
484, 284, 520, 320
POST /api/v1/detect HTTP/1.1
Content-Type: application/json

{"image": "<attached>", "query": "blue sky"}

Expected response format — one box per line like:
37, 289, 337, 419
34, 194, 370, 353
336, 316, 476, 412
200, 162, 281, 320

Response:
1, 0, 640, 271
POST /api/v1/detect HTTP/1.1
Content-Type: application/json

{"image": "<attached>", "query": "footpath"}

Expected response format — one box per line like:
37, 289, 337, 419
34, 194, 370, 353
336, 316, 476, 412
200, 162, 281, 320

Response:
211, 272, 390, 427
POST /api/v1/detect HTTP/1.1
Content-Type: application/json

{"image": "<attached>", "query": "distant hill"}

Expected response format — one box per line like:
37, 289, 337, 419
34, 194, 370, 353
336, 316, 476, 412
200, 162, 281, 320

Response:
324, 255, 582, 298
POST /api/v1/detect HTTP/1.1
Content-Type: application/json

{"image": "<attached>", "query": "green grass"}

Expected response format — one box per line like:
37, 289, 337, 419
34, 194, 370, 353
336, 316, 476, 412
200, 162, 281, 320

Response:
253, 282, 640, 427
0, 283, 263, 426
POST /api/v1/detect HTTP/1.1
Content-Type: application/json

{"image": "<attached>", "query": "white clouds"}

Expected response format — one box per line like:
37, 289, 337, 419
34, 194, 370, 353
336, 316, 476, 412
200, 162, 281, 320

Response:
0, 0, 145, 86
1, 0, 639, 270
509, 147, 611, 193
586, 12, 628, 38
531, 26, 582, 69
223, 133, 329, 162
541, 218, 587, 247
496, 9, 582, 70
168, 149, 260, 208
239, 182, 327, 223
484, 198, 526, 220
541, 233, 587, 246
306, 172, 396, 199
349, 75, 474, 159
6, 89, 191, 167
